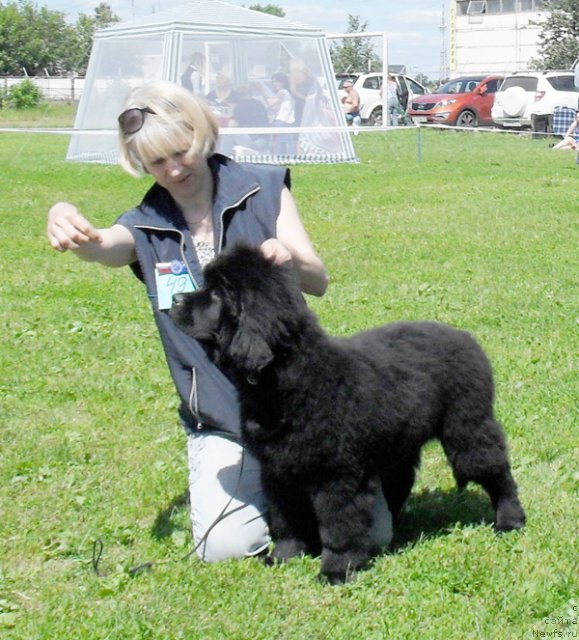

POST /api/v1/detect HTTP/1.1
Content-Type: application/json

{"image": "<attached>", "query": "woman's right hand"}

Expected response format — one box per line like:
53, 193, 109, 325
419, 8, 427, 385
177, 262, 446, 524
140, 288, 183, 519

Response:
47, 202, 103, 253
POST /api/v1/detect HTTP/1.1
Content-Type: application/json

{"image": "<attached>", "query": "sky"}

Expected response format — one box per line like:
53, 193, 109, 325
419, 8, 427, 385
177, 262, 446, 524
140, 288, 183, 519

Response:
37, 0, 449, 80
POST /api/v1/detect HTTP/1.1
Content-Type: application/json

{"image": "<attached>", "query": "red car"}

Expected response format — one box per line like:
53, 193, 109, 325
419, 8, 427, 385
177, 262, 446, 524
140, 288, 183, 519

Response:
408, 75, 504, 127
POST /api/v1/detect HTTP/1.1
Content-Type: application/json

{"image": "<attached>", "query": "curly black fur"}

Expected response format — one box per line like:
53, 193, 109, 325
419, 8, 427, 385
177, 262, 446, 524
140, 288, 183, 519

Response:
171, 243, 526, 584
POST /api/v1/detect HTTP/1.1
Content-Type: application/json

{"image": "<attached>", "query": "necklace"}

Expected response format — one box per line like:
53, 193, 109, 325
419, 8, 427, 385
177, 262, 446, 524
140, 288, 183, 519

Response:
186, 210, 213, 244
183, 201, 212, 227
187, 212, 211, 227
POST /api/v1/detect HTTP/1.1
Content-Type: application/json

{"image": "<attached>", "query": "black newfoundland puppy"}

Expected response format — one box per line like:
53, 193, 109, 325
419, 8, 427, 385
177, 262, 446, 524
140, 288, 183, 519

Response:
171, 243, 525, 584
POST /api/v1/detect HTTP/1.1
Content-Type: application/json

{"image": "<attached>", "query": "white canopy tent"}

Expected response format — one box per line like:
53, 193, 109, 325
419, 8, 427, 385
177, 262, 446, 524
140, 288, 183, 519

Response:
66, 0, 356, 165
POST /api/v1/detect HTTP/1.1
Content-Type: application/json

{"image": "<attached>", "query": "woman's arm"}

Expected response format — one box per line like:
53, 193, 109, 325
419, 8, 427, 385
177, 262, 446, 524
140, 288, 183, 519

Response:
266, 90, 282, 108
47, 202, 136, 268
261, 187, 328, 297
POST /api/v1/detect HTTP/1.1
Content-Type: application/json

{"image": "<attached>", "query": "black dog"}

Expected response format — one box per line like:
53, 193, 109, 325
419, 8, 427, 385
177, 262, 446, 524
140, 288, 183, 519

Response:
171, 243, 526, 584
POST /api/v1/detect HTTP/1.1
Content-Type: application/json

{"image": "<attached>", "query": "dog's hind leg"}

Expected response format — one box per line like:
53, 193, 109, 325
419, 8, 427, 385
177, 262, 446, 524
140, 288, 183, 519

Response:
380, 453, 420, 524
441, 416, 526, 532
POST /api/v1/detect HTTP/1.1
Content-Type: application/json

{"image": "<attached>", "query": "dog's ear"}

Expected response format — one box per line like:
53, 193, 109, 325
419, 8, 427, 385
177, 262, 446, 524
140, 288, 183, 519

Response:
228, 305, 274, 377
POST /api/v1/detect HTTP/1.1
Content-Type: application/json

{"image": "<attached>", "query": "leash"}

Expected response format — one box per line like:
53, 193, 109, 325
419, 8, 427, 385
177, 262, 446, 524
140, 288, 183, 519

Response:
91, 449, 247, 577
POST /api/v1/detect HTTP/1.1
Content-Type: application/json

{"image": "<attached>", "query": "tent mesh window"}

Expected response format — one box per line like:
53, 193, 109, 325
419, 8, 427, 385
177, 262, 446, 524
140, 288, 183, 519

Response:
67, 0, 357, 166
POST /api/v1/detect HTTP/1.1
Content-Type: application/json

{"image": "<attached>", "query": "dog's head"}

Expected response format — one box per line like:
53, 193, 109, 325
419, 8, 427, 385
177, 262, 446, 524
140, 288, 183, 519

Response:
170, 242, 308, 379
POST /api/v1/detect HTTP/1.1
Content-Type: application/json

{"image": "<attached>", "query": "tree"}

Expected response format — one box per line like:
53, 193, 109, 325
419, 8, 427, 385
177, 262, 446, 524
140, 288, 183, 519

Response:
0, 1, 119, 76
70, 3, 120, 75
0, 0, 75, 75
329, 15, 380, 74
531, 0, 579, 70
247, 4, 285, 18
415, 72, 436, 90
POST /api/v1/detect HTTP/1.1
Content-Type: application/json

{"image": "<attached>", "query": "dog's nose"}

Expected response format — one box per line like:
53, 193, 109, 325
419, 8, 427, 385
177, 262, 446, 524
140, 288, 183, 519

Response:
172, 293, 186, 307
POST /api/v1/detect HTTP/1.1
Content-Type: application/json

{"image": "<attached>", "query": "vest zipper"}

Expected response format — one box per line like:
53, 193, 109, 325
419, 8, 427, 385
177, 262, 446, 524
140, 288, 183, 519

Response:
188, 367, 203, 430
133, 224, 200, 289
216, 186, 260, 252
135, 178, 260, 281
135, 185, 260, 432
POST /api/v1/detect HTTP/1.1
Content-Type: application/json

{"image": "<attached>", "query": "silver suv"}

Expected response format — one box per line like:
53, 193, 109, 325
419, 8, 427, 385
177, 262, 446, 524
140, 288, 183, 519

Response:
336, 72, 427, 126
491, 71, 579, 133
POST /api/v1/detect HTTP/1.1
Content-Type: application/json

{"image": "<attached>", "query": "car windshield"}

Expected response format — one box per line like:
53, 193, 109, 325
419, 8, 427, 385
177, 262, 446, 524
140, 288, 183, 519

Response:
435, 77, 483, 94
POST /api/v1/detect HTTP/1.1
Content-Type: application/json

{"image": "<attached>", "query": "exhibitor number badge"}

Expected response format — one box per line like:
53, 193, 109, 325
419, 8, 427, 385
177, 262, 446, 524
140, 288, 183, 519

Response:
154, 260, 196, 310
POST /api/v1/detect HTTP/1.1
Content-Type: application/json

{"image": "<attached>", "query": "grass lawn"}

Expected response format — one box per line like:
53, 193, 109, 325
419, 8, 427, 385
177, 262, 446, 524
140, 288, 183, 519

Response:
0, 110, 577, 639
0, 102, 78, 128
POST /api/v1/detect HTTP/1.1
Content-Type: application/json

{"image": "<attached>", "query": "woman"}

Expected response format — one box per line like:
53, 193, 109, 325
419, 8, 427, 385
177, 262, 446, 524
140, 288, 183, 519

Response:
203, 71, 240, 127
47, 80, 392, 562
266, 72, 296, 155
180, 52, 205, 94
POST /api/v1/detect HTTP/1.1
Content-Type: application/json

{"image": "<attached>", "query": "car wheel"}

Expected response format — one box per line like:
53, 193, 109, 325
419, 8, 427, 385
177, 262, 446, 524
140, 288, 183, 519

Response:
369, 107, 382, 127
502, 86, 527, 118
456, 110, 477, 127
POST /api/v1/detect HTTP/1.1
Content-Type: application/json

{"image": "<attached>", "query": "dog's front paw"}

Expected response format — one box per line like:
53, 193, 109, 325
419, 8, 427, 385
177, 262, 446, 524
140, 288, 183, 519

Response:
266, 538, 308, 564
494, 509, 526, 532
263, 554, 279, 567
494, 497, 526, 533
319, 548, 369, 585
318, 569, 353, 585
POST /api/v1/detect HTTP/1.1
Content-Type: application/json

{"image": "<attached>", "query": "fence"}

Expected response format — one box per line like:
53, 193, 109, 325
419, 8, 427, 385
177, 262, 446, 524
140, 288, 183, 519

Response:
1, 76, 85, 101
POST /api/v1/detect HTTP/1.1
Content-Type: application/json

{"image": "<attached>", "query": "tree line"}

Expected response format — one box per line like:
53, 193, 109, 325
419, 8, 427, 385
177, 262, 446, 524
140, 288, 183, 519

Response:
532, 0, 579, 70
0, 0, 119, 76
0, 0, 576, 78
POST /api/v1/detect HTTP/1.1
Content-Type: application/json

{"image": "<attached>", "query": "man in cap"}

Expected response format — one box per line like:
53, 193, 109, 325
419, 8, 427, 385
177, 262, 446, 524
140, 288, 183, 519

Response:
341, 79, 361, 127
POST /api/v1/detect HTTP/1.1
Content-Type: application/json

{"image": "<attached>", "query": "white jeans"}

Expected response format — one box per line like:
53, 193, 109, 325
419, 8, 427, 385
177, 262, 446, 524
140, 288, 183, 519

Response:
187, 431, 270, 562
187, 431, 393, 563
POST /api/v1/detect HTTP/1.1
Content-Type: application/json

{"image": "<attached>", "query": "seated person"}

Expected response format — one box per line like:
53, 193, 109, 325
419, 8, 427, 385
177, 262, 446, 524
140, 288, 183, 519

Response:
266, 72, 296, 155
552, 111, 579, 151
219, 84, 270, 155
341, 80, 361, 125
204, 72, 240, 125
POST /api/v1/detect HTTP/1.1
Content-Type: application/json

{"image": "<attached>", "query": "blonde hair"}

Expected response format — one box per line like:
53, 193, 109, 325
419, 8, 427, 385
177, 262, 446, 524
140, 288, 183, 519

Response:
118, 80, 219, 177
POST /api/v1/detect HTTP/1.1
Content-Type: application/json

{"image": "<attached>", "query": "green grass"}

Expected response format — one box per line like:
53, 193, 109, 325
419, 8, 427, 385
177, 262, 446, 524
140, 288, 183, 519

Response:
0, 101, 78, 128
0, 121, 577, 639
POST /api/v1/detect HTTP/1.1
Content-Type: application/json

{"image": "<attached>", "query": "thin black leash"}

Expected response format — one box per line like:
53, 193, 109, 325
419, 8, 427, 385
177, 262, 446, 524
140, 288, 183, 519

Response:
91, 449, 247, 577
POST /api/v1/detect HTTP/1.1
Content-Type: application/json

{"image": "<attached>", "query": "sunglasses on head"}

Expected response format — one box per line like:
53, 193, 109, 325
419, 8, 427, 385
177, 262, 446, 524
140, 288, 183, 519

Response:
118, 106, 156, 135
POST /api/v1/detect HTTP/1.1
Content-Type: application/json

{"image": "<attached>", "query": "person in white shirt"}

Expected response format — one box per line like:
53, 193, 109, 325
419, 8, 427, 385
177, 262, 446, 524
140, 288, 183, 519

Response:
267, 72, 296, 155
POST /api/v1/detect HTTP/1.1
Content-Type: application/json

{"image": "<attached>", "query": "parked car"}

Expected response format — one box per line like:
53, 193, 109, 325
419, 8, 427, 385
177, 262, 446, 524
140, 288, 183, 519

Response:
407, 75, 504, 127
336, 72, 427, 126
491, 71, 579, 133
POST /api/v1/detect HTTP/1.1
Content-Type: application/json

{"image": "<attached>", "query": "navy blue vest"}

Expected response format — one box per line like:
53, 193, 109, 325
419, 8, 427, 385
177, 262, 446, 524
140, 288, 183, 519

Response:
116, 154, 290, 437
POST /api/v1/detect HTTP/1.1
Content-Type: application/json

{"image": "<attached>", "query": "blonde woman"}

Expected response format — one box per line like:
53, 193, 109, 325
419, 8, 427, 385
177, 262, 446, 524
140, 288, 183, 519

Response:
47, 80, 393, 563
